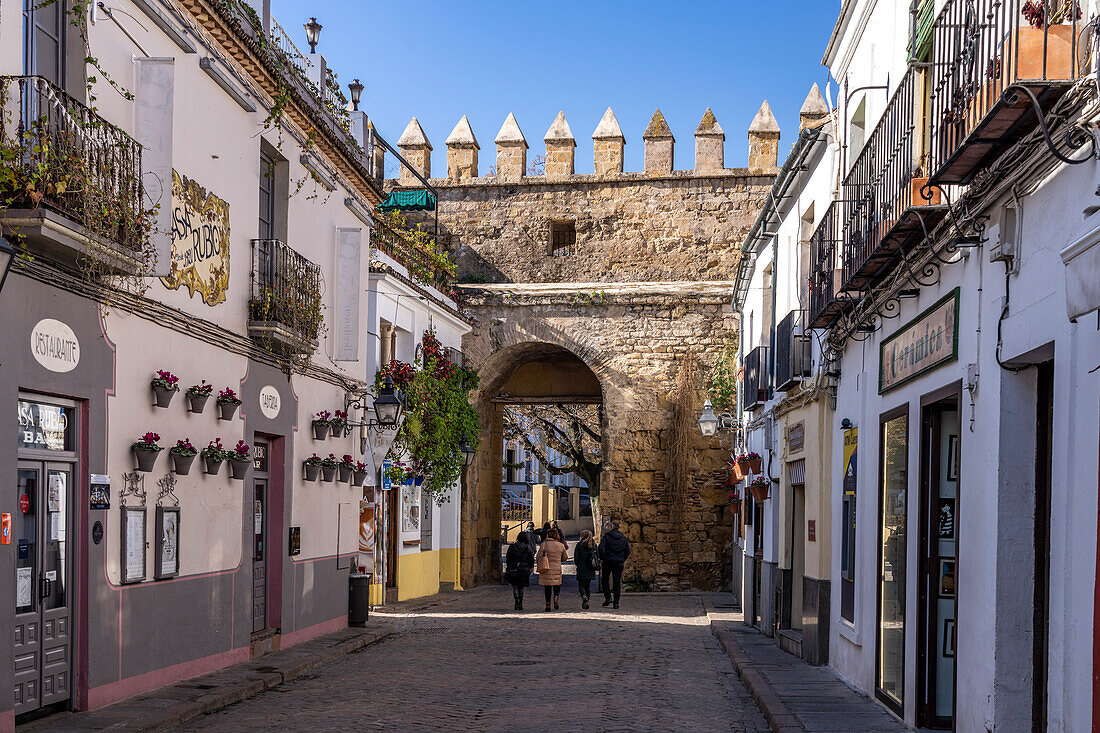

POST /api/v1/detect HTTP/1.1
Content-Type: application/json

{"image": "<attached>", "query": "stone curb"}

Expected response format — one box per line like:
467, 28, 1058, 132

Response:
26, 624, 392, 732
712, 626, 804, 733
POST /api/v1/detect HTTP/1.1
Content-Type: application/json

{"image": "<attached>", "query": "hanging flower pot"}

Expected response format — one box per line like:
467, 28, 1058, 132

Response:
312, 422, 330, 441
201, 438, 225, 475
227, 440, 251, 480
330, 410, 348, 439
151, 370, 179, 408
131, 432, 163, 472
216, 388, 242, 421
170, 439, 198, 475
337, 454, 356, 483
304, 461, 321, 481
321, 453, 338, 482
186, 381, 213, 414
731, 462, 745, 482
738, 452, 763, 474
748, 477, 771, 503
353, 460, 369, 487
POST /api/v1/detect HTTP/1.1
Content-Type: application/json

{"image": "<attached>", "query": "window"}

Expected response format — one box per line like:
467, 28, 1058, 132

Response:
849, 97, 867, 168
420, 494, 433, 550
504, 447, 517, 484
876, 410, 909, 714
258, 152, 276, 240
24, 0, 65, 87
549, 220, 576, 256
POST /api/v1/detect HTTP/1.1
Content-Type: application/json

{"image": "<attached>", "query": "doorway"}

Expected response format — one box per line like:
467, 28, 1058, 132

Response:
919, 389, 960, 728
752, 501, 764, 627
790, 482, 806, 632
252, 441, 269, 635
1033, 361, 1053, 732
14, 397, 78, 719
386, 487, 399, 602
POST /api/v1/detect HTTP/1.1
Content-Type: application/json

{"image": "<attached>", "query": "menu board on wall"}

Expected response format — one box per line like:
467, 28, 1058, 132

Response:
156, 506, 180, 580
121, 507, 146, 584
401, 481, 420, 533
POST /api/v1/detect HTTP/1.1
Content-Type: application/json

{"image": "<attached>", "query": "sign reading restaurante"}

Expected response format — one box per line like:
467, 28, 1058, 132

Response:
161, 170, 230, 305
879, 288, 959, 393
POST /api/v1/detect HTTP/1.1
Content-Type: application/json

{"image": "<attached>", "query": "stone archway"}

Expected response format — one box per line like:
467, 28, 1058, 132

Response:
458, 282, 739, 591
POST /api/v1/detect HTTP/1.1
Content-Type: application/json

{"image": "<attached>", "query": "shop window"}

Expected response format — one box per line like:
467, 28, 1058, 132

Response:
876, 410, 909, 715
549, 220, 576, 256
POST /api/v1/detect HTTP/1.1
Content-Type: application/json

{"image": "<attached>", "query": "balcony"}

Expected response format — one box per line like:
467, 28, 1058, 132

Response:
842, 69, 949, 292
248, 239, 322, 354
372, 215, 455, 292
0, 75, 145, 268
928, 0, 1085, 185
775, 311, 812, 392
808, 201, 847, 328
743, 345, 769, 412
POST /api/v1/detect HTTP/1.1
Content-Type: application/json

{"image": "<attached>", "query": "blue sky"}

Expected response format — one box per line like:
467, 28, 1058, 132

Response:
271, 1, 841, 174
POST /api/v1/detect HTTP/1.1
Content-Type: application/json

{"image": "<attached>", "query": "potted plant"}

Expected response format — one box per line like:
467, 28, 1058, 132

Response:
1012, 2, 1078, 81
338, 454, 356, 483
217, 388, 242, 421
227, 440, 251, 480
320, 453, 338, 482
202, 438, 226, 475
303, 453, 324, 481
738, 452, 763, 474
132, 432, 163, 472
353, 460, 369, 487
312, 410, 332, 440
730, 461, 745, 483
748, 475, 771, 503
729, 490, 741, 511
151, 370, 179, 408
186, 380, 213, 414
330, 410, 348, 438
170, 438, 198, 475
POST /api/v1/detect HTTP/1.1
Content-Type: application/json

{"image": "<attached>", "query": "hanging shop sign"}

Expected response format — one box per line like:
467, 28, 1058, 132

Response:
30, 318, 80, 373
161, 169, 230, 305
879, 288, 960, 394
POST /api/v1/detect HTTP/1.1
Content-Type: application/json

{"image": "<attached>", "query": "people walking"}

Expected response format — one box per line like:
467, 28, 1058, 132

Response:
598, 521, 631, 609
505, 533, 535, 611
535, 527, 569, 612
519, 521, 539, 550
573, 529, 599, 609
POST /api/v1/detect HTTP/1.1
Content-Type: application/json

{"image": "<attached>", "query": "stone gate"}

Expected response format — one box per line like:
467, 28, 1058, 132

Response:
386, 104, 780, 589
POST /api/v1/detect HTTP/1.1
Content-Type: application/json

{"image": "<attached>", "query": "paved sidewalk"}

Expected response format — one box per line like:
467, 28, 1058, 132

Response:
703, 596, 906, 733
23, 623, 391, 732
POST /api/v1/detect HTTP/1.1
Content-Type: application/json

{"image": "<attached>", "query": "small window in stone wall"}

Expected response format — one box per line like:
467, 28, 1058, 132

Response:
549, 220, 576, 256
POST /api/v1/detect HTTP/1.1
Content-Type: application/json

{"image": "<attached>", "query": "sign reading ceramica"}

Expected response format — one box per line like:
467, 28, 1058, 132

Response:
161, 170, 230, 305
880, 288, 960, 393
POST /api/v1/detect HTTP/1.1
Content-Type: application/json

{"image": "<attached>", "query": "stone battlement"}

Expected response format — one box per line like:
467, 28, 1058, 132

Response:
388, 104, 781, 187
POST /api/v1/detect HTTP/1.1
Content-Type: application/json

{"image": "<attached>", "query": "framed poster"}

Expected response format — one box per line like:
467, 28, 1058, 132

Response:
943, 618, 956, 658
155, 506, 180, 579
120, 506, 147, 584
939, 559, 956, 597
946, 435, 959, 481
90, 474, 110, 510
401, 481, 420, 533
937, 497, 956, 540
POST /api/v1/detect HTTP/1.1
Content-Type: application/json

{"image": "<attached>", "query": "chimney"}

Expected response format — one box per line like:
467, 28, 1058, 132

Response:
494, 113, 528, 180
694, 107, 725, 172
543, 111, 576, 179
591, 107, 625, 176
445, 115, 479, 180
799, 83, 830, 131
748, 100, 781, 169
396, 117, 431, 185
643, 109, 674, 175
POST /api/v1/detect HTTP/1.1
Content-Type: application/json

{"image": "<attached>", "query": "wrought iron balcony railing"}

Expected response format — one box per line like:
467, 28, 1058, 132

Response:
841, 69, 948, 292
927, 0, 1084, 185
808, 201, 846, 328
373, 217, 455, 292
743, 345, 769, 412
0, 75, 144, 252
248, 238, 323, 354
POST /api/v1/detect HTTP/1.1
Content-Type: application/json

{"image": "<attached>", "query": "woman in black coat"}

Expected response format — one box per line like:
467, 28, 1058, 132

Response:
573, 529, 599, 609
505, 534, 535, 611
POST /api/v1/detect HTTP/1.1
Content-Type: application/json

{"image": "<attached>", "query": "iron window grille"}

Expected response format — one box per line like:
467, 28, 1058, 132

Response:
249, 238, 323, 352
549, 220, 576, 256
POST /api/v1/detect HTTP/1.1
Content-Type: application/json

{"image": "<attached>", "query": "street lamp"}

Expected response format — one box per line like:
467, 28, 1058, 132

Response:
0, 235, 16, 295
459, 435, 475, 467
698, 399, 719, 438
303, 17, 322, 53
348, 79, 364, 111
372, 374, 403, 426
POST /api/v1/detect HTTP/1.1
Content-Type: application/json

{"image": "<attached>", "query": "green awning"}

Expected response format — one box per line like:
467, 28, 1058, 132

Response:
378, 190, 436, 211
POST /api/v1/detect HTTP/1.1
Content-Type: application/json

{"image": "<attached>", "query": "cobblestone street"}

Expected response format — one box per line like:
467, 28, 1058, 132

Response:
177, 583, 768, 732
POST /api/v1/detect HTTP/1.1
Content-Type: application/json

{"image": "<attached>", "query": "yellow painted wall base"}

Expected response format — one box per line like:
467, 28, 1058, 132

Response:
438, 547, 462, 589
369, 583, 385, 606
397, 549, 441, 601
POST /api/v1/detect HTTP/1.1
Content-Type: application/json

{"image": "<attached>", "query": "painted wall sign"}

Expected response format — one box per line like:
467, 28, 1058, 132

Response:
161, 169, 230, 305
30, 318, 80, 373
787, 421, 805, 453
259, 385, 281, 419
879, 288, 960, 393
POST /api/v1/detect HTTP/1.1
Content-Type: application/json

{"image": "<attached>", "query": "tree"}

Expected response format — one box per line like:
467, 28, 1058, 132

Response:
502, 403, 603, 519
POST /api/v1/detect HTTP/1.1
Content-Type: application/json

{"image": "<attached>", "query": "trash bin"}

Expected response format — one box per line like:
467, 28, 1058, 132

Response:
349, 572, 372, 627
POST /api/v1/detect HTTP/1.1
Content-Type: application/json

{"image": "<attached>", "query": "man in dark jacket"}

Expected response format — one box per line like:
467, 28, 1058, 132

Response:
598, 521, 631, 609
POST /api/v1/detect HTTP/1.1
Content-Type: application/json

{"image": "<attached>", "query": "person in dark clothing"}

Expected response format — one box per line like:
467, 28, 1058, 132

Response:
505, 534, 535, 610
598, 521, 631, 609
534, 522, 551, 546
573, 529, 599, 609
518, 522, 539, 551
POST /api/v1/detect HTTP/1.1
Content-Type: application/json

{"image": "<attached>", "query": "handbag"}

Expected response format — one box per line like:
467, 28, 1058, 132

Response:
536, 553, 550, 573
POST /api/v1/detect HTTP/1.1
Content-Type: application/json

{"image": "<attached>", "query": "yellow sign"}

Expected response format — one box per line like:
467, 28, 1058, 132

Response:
843, 428, 858, 495
161, 170, 230, 305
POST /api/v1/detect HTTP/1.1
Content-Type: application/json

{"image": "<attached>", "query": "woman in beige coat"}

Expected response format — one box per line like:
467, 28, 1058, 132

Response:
535, 528, 569, 612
